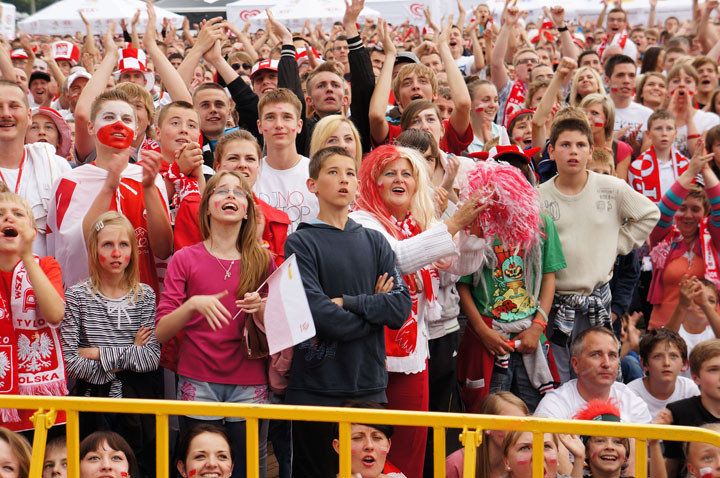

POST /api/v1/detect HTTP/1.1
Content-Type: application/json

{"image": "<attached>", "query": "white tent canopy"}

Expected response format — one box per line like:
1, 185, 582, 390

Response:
18, 0, 184, 36
227, 0, 380, 31
0, 3, 15, 39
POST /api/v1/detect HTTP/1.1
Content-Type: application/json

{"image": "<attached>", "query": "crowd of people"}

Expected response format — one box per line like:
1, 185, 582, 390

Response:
0, 0, 720, 476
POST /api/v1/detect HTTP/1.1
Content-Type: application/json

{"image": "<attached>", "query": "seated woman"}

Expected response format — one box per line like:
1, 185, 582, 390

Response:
80, 431, 138, 478
332, 401, 406, 478
648, 145, 720, 329
175, 423, 234, 478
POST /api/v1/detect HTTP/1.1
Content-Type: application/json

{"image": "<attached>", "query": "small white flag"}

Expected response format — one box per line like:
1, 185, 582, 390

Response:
264, 254, 315, 354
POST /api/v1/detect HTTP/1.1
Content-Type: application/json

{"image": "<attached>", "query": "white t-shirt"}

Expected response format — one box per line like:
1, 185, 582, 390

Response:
626, 376, 700, 420
534, 379, 652, 424
675, 110, 720, 156
657, 159, 677, 198
614, 102, 653, 134
679, 324, 717, 378
253, 155, 319, 233
455, 55, 475, 77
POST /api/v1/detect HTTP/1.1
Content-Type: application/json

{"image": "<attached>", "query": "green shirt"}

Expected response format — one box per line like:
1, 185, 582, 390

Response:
459, 213, 566, 322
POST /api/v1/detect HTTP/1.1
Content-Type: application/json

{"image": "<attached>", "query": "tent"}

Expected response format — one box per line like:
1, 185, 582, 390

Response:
230, 0, 380, 31
225, 0, 276, 28
155, 0, 239, 24
17, 0, 184, 36
365, 0, 443, 27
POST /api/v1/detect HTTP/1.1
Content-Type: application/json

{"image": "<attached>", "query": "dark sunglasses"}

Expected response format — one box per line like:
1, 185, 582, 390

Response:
232, 63, 251, 71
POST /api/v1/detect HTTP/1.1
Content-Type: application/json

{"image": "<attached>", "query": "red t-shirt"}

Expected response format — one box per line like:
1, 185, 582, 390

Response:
381, 120, 474, 156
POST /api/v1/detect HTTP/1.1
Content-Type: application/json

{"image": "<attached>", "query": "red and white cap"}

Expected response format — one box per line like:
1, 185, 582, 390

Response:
295, 47, 322, 65
10, 49, 28, 60
113, 48, 154, 91
250, 59, 278, 80
52, 41, 80, 65
30, 107, 71, 158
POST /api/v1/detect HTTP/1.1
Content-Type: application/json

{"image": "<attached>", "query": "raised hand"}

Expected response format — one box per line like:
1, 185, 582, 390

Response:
378, 19, 396, 56
549, 6, 566, 28
195, 17, 224, 53
143, 3, 158, 49
266, 9, 292, 44
343, 0, 365, 28
79, 10, 91, 26
102, 21, 117, 54
556, 56, 578, 81
504, 6, 521, 26
175, 142, 204, 177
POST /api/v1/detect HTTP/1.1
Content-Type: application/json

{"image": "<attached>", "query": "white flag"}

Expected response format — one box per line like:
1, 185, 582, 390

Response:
264, 254, 315, 354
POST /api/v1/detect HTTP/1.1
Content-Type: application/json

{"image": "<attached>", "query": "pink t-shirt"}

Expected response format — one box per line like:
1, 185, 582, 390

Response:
156, 242, 271, 385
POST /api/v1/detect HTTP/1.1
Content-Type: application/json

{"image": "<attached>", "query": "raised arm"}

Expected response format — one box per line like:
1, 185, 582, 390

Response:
176, 18, 224, 88
130, 9, 141, 47
596, 0, 609, 34
0, 42, 15, 83
648, 0, 657, 28
368, 19, 395, 145
532, 57, 576, 152
550, 7, 579, 60
75, 23, 119, 161
18, 33, 35, 82
41, 43, 67, 90
143, 2, 191, 102
697, 0, 720, 54
491, 6, 521, 91
456, 0, 467, 30
78, 10, 100, 58
439, 16, 471, 139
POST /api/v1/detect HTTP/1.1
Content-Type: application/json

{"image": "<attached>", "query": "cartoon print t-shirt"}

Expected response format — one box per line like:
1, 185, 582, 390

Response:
459, 213, 566, 321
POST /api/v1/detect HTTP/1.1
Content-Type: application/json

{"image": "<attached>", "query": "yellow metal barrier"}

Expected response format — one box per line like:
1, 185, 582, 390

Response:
3, 395, 720, 478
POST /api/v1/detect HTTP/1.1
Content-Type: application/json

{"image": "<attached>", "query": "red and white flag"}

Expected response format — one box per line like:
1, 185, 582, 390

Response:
263, 254, 315, 355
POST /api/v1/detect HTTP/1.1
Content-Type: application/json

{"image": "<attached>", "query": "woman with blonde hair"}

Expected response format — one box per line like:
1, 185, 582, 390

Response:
568, 66, 606, 107
350, 144, 486, 478
636, 72, 668, 111
579, 93, 633, 181
309, 114, 363, 167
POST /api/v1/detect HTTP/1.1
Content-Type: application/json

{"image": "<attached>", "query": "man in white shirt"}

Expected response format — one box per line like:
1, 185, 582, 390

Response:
535, 326, 651, 424
253, 88, 318, 232
605, 54, 652, 137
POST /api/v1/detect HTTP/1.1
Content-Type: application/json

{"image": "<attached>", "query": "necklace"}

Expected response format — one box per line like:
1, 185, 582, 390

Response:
206, 243, 236, 280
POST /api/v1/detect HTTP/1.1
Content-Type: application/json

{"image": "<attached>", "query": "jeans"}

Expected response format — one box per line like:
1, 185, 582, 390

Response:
488, 350, 543, 413
621, 351, 644, 384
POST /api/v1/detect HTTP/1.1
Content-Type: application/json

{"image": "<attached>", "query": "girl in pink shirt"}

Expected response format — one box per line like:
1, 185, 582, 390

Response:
156, 170, 275, 478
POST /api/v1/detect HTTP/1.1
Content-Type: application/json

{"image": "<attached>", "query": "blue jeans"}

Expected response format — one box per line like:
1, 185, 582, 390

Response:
488, 350, 542, 413
621, 351, 644, 384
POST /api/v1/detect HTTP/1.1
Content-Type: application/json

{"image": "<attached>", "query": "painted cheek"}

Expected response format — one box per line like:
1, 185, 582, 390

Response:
123, 253, 130, 264
188, 470, 197, 477
99, 256, 106, 263
97, 121, 134, 149
213, 200, 221, 210
379, 445, 389, 455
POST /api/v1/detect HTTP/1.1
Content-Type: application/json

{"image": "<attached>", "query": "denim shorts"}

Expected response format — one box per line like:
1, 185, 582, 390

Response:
177, 375, 269, 422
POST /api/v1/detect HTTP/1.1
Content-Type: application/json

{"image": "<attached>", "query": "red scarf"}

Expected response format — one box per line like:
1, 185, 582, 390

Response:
502, 80, 527, 128
628, 146, 689, 203
598, 31, 628, 60
0, 258, 67, 423
385, 213, 439, 358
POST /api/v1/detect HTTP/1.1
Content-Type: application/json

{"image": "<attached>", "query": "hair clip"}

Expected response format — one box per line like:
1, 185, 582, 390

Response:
95, 220, 105, 232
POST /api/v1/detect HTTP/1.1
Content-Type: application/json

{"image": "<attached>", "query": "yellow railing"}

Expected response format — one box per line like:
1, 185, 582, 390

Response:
3, 395, 720, 478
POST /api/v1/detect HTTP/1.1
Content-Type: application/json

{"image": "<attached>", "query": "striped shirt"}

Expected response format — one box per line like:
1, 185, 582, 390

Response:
60, 281, 160, 398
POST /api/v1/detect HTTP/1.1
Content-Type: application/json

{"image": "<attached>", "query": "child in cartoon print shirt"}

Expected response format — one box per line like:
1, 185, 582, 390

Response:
457, 212, 566, 413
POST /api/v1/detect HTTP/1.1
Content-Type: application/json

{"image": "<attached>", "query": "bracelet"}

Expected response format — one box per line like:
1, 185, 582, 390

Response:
532, 318, 547, 330
687, 134, 701, 140
535, 307, 549, 323
558, 25, 569, 32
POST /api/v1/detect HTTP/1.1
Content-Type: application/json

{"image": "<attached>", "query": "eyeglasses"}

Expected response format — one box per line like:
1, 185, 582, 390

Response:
232, 63, 251, 71
211, 188, 247, 198
516, 58, 539, 66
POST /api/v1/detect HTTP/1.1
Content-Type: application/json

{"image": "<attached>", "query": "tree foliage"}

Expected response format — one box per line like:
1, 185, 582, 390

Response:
5, 0, 57, 15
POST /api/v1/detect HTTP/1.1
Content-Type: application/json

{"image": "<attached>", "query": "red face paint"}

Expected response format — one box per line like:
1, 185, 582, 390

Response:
120, 473, 128, 478
514, 136, 523, 143
189, 470, 197, 477
610, 87, 619, 92
516, 459, 530, 465
699, 467, 713, 478
475, 106, 485, 112
123, 253, 131, 264
99, 256, 106, 262
97, 121, 134, 149
594, 119, 605, 128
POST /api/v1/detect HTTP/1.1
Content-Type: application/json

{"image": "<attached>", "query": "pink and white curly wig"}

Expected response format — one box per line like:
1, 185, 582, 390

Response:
354, 144, 437, 240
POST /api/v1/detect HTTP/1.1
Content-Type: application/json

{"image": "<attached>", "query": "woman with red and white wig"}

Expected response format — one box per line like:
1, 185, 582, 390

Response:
349, 144, 486, 478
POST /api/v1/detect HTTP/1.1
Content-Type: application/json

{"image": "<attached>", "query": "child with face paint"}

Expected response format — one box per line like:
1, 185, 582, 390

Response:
685, 424, 720, 478
60, 211, 161, 477
156, 171, 275, 478
666, 63, 720, 158
176, 424, 235, 478
47, 89, 172, 296
501, 431, 570, 478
